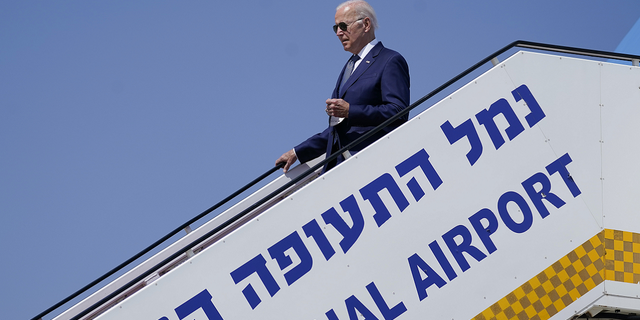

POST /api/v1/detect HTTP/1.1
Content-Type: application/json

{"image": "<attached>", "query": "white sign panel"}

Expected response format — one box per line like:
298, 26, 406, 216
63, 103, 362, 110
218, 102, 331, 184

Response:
95, 52, 640, 320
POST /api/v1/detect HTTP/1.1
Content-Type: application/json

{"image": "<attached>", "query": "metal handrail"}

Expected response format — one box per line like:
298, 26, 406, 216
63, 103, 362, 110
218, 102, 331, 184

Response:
33, 40, 640, 320
32, 163, 284, 320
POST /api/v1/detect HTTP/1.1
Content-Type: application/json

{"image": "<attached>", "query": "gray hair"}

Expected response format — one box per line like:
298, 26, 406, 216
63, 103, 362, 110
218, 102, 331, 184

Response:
337, 0, 378, 31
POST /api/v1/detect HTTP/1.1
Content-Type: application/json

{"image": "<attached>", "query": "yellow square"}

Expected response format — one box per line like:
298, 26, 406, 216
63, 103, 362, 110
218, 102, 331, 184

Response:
605, 249, 615, 260
556, 285, 568, 296
623, 232, 633, 242
544, 267, 556, 278
624, 272, 634, 283
529, 277, 541, 288
585, 263, 599, 276
538, 309, 551, 320
511, 301, 524, 314
495, 313, 509, 320
624, 251, 634, 262
498, 298, 511, 310
557, 270, 570, 282
588, 250, 602, 262
568, 288, 581, 300
553, 300, 566, 312
539, 295, 553, 308
572, 259, 585, 272
584, 278, 597, 290
479, 309, 494, 319
570, 275, 583, 288
524, 305, 537, 318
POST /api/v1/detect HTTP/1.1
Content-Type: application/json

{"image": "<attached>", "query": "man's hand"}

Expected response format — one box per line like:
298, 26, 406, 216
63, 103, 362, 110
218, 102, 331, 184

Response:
326, 98, 350, 118
275, 149, 298, 173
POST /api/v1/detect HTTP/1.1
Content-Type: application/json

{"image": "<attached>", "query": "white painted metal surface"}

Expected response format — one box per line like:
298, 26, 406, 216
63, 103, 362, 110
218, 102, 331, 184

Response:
64, 51, 640, 320
52, 157, 324, 320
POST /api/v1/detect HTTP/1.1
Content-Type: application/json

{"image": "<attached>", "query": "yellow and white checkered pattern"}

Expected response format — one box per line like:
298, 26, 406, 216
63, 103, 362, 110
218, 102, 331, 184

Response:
473, 229, 640, 320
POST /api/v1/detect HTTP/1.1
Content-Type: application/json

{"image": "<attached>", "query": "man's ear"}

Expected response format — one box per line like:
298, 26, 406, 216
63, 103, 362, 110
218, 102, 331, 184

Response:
363, 17, 372, 32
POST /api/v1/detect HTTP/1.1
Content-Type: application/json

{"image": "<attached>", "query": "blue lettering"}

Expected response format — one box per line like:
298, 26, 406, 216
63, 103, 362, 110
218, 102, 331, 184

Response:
428, 240, 457, 281
512, 84, 545, 128
174, 290, 224, 320
442, 225, 487, 272
546, 153, 582, 197
267, 231, 313, 286
395, 149, 443, 201
230, 254, 280, 309
521, 172, 565, 218
366, 282, 407, 320
476, 98, 525, 150
497, 191, 533, 233
441, 118, 483, 165
326, 309, 340, 320
360, 173, 410, 227
468, 208, 499, 254
303, 219, 336, 261
345, 295, 379, 320
322, 195, 365, 254
408, 253, 446, 301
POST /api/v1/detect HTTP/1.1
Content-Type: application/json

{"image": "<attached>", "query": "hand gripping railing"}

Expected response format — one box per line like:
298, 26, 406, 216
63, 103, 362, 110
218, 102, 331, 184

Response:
33, 40, 640, 320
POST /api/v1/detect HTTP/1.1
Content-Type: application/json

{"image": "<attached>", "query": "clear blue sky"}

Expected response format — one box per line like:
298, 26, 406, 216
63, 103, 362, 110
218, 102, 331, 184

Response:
2, 1, 640, 319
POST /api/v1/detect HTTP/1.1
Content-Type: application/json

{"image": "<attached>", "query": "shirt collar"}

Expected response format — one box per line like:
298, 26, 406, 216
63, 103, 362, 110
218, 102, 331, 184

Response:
353, 39, 378, 70
356, 39, 379, 60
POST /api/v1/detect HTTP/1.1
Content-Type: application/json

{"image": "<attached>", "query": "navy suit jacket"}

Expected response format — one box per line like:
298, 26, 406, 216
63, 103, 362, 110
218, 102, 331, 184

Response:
295, 42, 410, 170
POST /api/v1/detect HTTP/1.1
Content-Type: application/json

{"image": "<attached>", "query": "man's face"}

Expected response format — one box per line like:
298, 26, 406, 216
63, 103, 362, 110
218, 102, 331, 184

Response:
334, 6, 369, 55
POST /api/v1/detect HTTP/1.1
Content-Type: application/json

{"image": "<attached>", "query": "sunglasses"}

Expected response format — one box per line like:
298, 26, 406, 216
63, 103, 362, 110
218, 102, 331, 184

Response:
332, 18, 364, 33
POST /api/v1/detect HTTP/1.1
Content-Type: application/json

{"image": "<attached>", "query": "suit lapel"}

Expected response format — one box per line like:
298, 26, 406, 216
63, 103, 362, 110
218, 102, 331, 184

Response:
339, 42, 384, 98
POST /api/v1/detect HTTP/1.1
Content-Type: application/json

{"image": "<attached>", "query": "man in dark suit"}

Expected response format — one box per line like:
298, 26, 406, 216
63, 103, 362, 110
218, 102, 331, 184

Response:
276, 0, 410, 173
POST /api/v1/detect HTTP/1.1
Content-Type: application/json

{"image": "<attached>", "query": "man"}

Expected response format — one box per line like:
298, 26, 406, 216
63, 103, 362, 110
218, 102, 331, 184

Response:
276, 0, 410, 173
